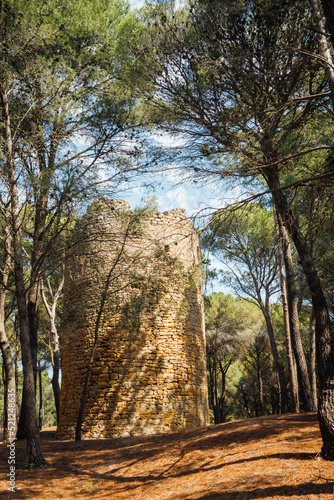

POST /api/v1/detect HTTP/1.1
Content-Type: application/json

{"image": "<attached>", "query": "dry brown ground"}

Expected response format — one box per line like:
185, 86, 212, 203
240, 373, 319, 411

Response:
1, 413, 334, 500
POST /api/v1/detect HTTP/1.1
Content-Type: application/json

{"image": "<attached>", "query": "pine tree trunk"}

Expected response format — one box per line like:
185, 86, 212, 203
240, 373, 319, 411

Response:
52, 350, 61, 424
213, 357, 221, 424
260, 302, 288, 414
14, 231, 47, 466
208, 361, 214, 417
266, 167, 333, 459
0, 225, 16, 442
320, 0, 334, 47
38, 361, 44, 430
1, 90, 47, 467
275, 212, 299, 412
258, 365, 264, 416
28, 192, 49, 386
310, 0, 334, 107
27, 282, 40, 385
309, 309, 318, 410
279, 218, 316, 411
41, 276, 63, 424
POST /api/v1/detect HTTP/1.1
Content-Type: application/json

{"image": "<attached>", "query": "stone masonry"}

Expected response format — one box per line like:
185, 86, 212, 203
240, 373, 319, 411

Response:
57, 199, 209, 439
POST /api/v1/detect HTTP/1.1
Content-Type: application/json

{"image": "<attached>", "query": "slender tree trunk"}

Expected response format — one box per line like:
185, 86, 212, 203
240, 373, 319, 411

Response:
265, 166, 333, 459
0, 223, 16, 442
320, 0, 334, 47
52, 350, 61, 424
27, 192, 49, 386
241, 384, 252, 418
75, 226, 133, 440
14, 328, 20, 430
275, 212, 299, 412
38, 361, 43, 430
213, 357, 220, 424
311, 0, 334, 458
27, 281, 40, 386
258, 365, 264, 416
219, 362, 231, 423
41, 276, 63, 423
310, 0, 334, 108
1, 90, 47, 467
309, 309, 318, 410
279, 216, 316, 411
259, 301, 288, 414
245, 244, 288, 414
220, 369, 226, 423
208, 360, 214, 416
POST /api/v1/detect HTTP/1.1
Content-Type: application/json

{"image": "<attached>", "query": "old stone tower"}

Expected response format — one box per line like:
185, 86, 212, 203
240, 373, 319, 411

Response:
57, 199, 209, 439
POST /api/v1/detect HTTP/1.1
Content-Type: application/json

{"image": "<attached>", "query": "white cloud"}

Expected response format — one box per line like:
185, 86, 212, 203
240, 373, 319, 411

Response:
129, 0, 145, 9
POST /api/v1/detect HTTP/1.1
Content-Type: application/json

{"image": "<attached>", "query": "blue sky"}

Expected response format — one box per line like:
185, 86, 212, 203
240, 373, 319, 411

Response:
125, 0, 234, 295
130, 0, 145, 8
125, 0, 227, 219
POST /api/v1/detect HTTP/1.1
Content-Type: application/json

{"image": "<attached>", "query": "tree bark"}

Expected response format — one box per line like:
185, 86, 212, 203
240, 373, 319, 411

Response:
279, 216, 317, 411
27, 189, 49, 386
41, 276, 63, 423
309, 0, 334, 108
219, 361, 231, 423
258, 298, 288, 414
241, 384, 252, 418
320, 0, 334, 46
275, 211, 299, 412
38, 361, 43, 430
208, 361, 213, 419
258, 363, 264, 416
0, 222, 16, 442
244, 246, 288, 414
309, 309, 318, 410
1, 90, 47, 467
213, 357, 221, 424
265, 166, 333, 459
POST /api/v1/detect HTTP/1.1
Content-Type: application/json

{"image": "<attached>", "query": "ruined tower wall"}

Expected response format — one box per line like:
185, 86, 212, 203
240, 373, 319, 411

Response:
57, 199, 209, 439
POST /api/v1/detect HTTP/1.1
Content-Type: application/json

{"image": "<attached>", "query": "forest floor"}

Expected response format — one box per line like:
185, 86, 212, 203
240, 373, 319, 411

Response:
1, 413, 334, 499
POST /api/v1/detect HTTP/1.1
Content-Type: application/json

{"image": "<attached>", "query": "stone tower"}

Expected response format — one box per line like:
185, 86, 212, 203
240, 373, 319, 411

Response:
57, 199, 209, 439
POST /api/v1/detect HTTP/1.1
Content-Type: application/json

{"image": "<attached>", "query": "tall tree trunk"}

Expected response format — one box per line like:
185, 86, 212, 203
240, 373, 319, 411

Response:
275, 211, 299, 412
279, 216, 316, 411
0, 222, 16, 443
320, 0, 334, 47
246, 246, 288, 414
1, 90, 47, 467
27, 192, 49, 386
309, 0, 334, 108
220, 369, 226, 423
52, 350, 61, 424
259, 300, 288, 414
41, 276, 63, 423
213, 358, 221, 424
241, 384, 252, 418
258, 365, 264, 416
38, 360, 43, 430
265, 166, 333, 459
309, 309, 318, 410
219, 362, 231, 423
14, 327, 20, 430
208, 360, 214, 417
27, 282, 40, 386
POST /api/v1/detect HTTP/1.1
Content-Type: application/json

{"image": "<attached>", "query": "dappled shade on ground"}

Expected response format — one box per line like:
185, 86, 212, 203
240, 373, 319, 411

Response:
1, 413, 334, 499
